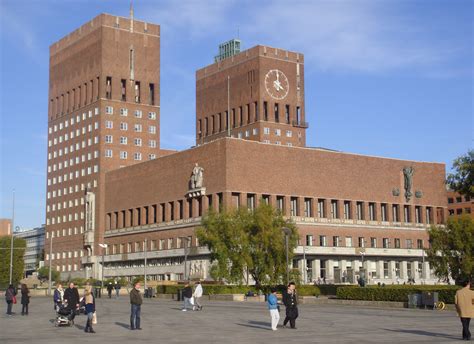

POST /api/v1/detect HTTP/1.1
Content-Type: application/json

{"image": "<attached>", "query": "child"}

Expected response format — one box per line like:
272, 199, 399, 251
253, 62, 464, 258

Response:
267, 287, 280, 331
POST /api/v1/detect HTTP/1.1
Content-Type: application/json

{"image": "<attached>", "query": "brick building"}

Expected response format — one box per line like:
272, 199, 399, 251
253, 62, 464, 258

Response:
45, 12, 448, 285
447, 191, 473, 218
0, 218, 12, 236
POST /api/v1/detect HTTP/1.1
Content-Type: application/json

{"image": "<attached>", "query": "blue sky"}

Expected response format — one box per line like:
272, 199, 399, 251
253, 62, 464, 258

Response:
0, 0, 472, 229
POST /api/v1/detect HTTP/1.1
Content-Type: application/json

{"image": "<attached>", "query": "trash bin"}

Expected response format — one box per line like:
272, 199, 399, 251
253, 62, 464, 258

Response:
407, 293, 421, 308
421, 291, 438, 309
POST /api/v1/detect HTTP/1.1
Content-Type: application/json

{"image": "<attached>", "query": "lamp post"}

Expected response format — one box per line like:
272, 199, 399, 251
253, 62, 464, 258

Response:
183, 237, 190, 281
282, 227, 292, 285
9, 190, 15, 285
48, 232, 54, 296
144, 238, 147, 291
98, 243, 108, 289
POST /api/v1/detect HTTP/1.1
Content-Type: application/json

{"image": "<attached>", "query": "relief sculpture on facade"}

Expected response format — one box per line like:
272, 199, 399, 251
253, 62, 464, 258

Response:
403, 166, 414, 202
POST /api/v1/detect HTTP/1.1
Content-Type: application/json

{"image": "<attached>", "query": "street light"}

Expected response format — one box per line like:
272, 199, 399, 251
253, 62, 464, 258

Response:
183, 237, 191, 281
9, 190, 15, 286
144, 238, 147, 292
48, 232, 54, 296
282, 227, 292, 285
98, 243, 108, 289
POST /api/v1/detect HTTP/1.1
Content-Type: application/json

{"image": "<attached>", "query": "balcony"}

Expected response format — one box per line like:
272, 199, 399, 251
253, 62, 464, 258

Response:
292, 120, 309, 128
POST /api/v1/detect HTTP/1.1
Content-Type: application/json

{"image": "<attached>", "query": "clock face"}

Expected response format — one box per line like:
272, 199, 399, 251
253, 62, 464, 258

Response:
265, 69, 289, 100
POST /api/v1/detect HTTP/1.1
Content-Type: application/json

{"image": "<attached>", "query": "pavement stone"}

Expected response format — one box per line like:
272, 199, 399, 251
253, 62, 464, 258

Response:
0, 296, 464, 343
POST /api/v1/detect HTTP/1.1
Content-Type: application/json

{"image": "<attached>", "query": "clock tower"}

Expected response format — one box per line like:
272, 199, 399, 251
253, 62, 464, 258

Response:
196, 43, 307, 147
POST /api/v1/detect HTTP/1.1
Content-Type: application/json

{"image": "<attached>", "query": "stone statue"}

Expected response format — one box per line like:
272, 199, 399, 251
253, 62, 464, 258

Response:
190, 163, 204, 189
403, 167, 414, 202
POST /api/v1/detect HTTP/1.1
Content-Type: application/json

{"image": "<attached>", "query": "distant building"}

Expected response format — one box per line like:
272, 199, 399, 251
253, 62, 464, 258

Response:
447, 191, 473, 218
14, 226, 45, 276
0, 218, 12, 236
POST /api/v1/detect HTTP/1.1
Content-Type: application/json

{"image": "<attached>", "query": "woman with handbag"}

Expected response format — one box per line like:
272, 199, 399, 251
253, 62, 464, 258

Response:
5, 284, 17, 316
83, 284, 96, 333
20, 284, 30, 315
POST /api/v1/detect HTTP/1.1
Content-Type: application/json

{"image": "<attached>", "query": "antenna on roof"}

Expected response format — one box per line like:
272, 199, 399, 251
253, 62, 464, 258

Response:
237, 27, 239, 39
130, 0, 134, 33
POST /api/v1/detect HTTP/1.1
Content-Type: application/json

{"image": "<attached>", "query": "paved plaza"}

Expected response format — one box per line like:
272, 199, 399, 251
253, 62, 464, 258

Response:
0, 296, 464, 343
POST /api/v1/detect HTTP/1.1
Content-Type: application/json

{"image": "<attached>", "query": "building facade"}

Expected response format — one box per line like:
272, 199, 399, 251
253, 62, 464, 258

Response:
14, 226, 45, 276
45, 12, 448, 285
447, 191, 473, 218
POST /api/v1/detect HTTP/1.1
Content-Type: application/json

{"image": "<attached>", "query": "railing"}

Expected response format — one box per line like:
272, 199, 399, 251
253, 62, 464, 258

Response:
292, 120, 309, 128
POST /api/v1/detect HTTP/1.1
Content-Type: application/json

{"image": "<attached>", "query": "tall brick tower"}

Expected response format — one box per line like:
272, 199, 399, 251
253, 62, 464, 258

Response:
45, 12, 160, 278
196, 42, 307, 147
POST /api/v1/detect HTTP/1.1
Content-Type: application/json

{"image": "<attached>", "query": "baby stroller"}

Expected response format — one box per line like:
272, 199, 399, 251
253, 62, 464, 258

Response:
55, 301, 75, 327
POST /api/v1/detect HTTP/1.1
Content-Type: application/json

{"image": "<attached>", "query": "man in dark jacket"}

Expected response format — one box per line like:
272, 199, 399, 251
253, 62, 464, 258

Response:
107, 282, 114, 299
182, 282, 193, 311
130, 282, 143, 330
5, 284, 17, 316
283, 282, 298, 329
63, 282, 80, 319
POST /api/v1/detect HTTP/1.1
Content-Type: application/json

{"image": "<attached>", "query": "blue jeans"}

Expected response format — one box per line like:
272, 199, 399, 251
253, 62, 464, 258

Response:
130, 304, 141, 329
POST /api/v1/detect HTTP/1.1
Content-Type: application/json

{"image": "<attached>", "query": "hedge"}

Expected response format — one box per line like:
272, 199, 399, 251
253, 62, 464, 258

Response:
336, 285, 461, 304
156, 284, 321, 297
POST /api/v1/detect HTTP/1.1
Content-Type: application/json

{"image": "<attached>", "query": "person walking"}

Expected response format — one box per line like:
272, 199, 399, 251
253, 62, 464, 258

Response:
455, 278, 474, 341
53, 283, 64, 311
84, 284, 96, 333
267, 287, 280, 331
20, 284, 30, 316
114, 281, 121, 299
193, 281, 203, 311
182, 282, 193, 312
129, 282, 142, 330
5, 284, 16, 316
282, 282, 298, 329
107, 282, 113, 299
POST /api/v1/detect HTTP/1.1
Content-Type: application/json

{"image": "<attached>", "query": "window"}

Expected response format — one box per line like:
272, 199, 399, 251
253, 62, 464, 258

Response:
106, 77, 112, 99
149, 83, 155, 105
306, 235, 313, 246
394, 238, 400, 248
345, 237, 353, 247
120, 151, 127, 159
247, 194, 256, 210
134, 124, 142, 132
120, 136, 128, 145
370, 237, 377, 248
286, 130, 292, 137
304, 198, 312, 217
285, 104, 290, 124
264, 127, 270, 135
105, 106, 113, 114
415, 206, 422, 223
406, 239, 413, 249
426, 207, 433, 224
134, 138, 142, 146
105, 135, 113, 143
343, 201, 351, 219
330, 200, 338, 219
120, 108, 128, 116
356, 202, 364, 220
290, 197, 298, 216
319, 235, 327, 247
149, 154, 156, 160
456, 196, 462, 203
134, 153, 142, 161
134, 110, 142, 118
105, 120, 113, 129
275, 129, 281, 136
105, 149, 113, 158
263, 101, 268, 121
358, 237, 365, 248
381, 203, 388, 221
148, 111, 156, 120
134, 81, 141, 103
149, 126, 156, 134
383, 262, 389, 278
276, 196, 284, 213
274, 103, 279, 122
120, 122, 128, 130
333, 236, 340, 247
392, 204, 400, 222
368, 202, 376, 220
382, 238, 390, 248
317, 199, 326, 218
404, 205, 410, 222
252, 128, 258, 135
417, 239, 423, 249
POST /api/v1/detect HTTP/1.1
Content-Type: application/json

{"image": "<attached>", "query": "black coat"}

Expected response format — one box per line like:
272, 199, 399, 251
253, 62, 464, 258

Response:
283, 290, 299, 319
21, 289, 30, 305
182, 286, 193, 298
64, 287, 80, 308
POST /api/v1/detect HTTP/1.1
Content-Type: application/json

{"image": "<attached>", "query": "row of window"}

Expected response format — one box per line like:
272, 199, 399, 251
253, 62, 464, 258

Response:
198, 102, 302, 137
448, 207, 472, 215
105, 77, 156, 105
47, 165, 99, 188
262, 140, 293, 146
106, 236, 194, 256
46, 226, 84, 239
448, 195, 471, 204
49, 122, 99, 147
47, 179, 97, 202
104, 107, 157, 120
104, 135, 157, 146
49, 108, 99, 130
306, 234, 425, 249
104, 120, 156, 133
48, 138, 99, 161
48, 151, 99, 173
104, 150, 156, 161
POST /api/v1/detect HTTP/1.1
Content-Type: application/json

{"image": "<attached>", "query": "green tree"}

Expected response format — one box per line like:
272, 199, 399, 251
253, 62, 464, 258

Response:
197, 202, 298, 286
447, 150, 474, 197
0, 236, 26, 288
426, 215, 474, 283
37, 266, 60, 283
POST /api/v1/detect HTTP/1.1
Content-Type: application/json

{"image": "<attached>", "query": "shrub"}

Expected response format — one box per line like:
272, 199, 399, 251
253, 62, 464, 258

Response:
318, 284, 357, 296
336, 285, 460, 304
